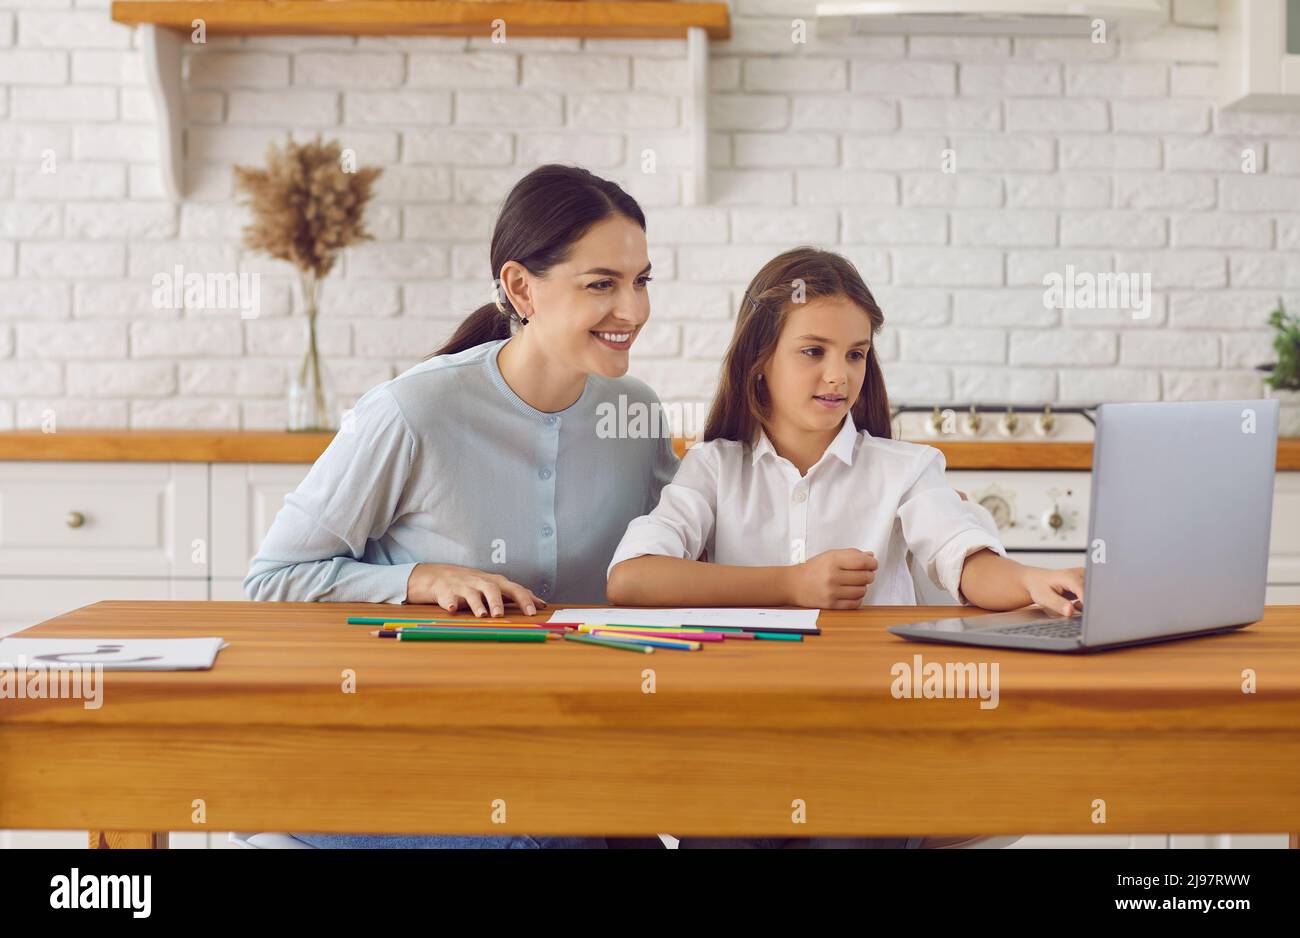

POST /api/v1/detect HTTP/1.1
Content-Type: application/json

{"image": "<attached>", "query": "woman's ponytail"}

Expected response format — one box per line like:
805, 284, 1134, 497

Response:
429, 302, 512, 359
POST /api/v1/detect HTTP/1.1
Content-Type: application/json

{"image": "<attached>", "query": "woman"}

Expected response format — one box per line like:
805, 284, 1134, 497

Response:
245, 164, 678, 848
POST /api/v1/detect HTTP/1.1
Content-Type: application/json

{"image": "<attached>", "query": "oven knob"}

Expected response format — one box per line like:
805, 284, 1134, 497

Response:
978, 494, 1012, 529
998, 407, 1019, 436
926, 406, 949, 435
1042, 504, 1065, 533
1034, 404, 1056, 437
961, 405, 982, 436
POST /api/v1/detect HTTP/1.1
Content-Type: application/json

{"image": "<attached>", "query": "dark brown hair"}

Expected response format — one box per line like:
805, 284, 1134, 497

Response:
703, 246, 893, 444
428, 164, 646, 358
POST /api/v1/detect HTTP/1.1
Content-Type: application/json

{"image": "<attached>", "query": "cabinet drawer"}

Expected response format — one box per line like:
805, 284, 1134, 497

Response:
211, 463, 312, 579
0, 463, 208, 578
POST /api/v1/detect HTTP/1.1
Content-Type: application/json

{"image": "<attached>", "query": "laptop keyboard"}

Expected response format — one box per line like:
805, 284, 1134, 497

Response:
990, 620, 1083, 639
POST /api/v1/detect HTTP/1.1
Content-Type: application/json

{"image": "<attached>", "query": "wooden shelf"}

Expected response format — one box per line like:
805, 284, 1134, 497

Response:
110, 2, 726, 203
111, 1, 731, 39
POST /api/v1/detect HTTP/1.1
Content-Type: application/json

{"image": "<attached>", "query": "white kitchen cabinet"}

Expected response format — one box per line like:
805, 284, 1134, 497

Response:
210, 463, 312, 579
1267, 473, 1300, 603
0, 462, 208, 579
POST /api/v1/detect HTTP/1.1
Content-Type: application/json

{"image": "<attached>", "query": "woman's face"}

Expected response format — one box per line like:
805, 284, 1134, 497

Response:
507, 214, 652, 379
761, 295, 873, 437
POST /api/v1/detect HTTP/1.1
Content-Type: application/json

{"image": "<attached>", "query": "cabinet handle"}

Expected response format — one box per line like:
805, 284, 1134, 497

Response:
66, 511, 85, 529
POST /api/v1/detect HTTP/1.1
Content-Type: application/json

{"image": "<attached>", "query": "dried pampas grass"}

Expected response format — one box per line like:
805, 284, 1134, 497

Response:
233, 135, 382, 279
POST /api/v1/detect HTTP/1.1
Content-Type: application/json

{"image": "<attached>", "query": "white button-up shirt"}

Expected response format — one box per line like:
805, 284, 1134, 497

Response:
607, 414, 1007, 605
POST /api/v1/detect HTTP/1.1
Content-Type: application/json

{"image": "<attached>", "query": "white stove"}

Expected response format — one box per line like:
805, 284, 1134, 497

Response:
892, 404, 1097, 602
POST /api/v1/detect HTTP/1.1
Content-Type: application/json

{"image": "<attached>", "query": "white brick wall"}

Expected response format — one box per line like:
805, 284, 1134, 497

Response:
0, 4, 1295, 429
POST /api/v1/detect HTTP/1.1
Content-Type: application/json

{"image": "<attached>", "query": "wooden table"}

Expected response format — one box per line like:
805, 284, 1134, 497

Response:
2, 600, 1298, 848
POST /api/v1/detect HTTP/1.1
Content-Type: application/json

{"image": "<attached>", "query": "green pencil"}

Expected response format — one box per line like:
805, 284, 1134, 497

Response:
389, 629, 548, 643
564, 633, 655, 654
349, 616, 543, 626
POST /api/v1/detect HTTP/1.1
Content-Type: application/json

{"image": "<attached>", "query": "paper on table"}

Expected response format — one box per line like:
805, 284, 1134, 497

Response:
0, 637, 228, 671
547, 608, 821, 634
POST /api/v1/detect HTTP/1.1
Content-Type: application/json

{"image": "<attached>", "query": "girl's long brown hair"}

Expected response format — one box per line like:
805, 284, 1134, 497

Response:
703, 246, 893, 444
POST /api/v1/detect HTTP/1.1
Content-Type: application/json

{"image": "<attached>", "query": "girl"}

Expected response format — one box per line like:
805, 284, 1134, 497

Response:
607, 246, 1086, 616
606, 247, 1084, 851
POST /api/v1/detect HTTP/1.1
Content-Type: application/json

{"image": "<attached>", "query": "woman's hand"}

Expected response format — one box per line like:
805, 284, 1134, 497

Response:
405, 563, 546, 617
1019, 565, 1085, 618
783, 548, 878, 609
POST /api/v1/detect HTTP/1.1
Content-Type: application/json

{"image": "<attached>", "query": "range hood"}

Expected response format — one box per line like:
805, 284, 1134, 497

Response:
815, 0, 1167, 37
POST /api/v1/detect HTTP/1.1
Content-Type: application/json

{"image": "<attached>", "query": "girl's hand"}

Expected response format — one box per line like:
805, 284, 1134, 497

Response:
406, 563, 546, 617
1020, 565, 1085, 618
784, 548, 878, 609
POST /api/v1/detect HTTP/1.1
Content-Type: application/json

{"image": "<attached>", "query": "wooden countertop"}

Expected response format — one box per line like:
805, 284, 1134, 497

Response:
1, 430, 1298, 470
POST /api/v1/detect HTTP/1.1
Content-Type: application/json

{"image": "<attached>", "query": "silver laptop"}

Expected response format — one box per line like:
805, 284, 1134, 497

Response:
888, 399, 1279, 653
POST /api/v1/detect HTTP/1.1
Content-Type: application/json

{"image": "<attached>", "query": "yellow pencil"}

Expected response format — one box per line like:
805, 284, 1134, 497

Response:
589, 629, 701, 651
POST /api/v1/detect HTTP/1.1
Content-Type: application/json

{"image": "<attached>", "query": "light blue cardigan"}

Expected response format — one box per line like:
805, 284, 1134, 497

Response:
244, 338, 680, 605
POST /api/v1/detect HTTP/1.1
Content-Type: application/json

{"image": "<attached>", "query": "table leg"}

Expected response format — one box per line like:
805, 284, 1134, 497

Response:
89, 831, 169, 849
1291, 833, 1298, 849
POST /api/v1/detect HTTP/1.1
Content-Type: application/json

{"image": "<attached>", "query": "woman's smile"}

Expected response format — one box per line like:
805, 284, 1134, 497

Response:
590, 328, 635, 351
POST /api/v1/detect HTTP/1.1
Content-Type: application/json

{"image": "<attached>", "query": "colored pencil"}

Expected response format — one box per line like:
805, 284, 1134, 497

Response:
575, 623, 758, 641
588, 632, 701, 651
564, 633, 655, 654
374, 623, 546, 639
584, 626, 724, 642
372, 628, 559, 640
383, 622, 566, 632
574, 621, 805, 639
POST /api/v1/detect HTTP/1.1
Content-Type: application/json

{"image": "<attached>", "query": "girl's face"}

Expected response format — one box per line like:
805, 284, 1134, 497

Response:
505, 214, 652, 379
760, 295, 873, 436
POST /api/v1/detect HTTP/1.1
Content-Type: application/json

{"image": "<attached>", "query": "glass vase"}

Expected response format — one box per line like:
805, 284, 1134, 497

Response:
288, 271, 337, 432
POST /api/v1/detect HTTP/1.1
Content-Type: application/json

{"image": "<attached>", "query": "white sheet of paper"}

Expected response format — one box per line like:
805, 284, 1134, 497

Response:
0, 637, 228, 671
546, 608, 821, 633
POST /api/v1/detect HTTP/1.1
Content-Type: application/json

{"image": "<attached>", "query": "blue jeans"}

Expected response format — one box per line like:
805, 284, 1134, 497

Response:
289, 833, 609, 848
677, 836, 924, 848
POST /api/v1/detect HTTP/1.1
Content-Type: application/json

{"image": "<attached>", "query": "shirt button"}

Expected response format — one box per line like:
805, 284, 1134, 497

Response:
539, 467, 552, 480
793, 491, 807, 503
542, 525, 553, 537
545, 416, 558, 426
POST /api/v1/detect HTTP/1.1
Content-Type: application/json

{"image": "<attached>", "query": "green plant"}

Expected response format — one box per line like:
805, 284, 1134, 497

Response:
1257, 298, 1300, 392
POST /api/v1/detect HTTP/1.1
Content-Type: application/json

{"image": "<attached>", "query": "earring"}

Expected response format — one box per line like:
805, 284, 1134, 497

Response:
519, 312, 530, 326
